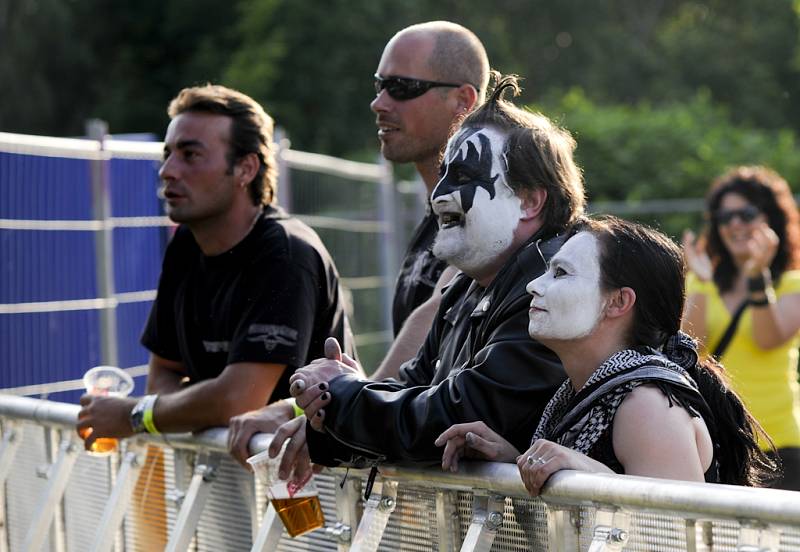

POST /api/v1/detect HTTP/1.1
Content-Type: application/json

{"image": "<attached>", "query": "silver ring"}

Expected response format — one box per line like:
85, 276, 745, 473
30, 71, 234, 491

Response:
527, 455, 546, 466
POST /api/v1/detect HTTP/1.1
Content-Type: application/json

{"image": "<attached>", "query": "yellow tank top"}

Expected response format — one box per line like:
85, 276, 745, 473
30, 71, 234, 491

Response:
686, 270, 800, 449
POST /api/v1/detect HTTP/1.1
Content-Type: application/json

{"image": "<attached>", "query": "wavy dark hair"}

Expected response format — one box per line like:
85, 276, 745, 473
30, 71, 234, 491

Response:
580, 216, 777, 486
705, 166, 800, 292
455, 72, 586, 235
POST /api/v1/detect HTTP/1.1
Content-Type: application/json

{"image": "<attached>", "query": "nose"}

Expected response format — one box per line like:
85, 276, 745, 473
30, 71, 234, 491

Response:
370, 89, 391, 114
159, 154, 177, 182
526, 276, 544, 297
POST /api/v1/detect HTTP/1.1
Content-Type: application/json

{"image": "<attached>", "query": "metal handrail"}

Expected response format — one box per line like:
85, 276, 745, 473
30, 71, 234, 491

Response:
2, 394, 799, 529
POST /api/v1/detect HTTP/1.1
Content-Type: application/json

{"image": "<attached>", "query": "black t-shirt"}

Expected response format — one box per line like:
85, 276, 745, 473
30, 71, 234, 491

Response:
141, 205, 350, 403
391, 208, 447, 335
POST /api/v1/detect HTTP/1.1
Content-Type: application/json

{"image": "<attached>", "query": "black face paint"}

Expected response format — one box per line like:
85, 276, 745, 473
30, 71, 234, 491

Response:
433, 131, 500, 214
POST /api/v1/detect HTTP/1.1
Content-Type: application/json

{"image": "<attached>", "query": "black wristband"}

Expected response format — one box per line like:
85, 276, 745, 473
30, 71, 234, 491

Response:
749, 296, 770, 307
747, 274, 767, 293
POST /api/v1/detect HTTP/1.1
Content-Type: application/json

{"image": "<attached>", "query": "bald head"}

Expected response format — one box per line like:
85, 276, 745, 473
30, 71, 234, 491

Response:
391, 21, 489, 103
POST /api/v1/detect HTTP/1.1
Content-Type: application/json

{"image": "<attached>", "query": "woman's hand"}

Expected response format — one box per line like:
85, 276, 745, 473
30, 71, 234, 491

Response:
516, 439, 613, 496
682, 230, 713, 282
744, 223, 779, 278
434, 421, 520, 472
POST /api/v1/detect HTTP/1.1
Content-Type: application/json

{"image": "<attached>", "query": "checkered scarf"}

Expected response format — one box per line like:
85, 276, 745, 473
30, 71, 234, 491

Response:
530, 332, 698, 454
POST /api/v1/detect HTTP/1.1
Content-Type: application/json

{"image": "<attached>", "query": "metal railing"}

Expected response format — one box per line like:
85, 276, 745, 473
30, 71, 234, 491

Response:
2, 394, 799, 552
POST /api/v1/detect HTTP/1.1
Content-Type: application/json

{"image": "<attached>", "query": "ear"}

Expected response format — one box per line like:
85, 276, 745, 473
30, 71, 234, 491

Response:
604, 287, 636, 319
234, 152, 259, 189
519, 188, 547, 221
452, 84, 479, 116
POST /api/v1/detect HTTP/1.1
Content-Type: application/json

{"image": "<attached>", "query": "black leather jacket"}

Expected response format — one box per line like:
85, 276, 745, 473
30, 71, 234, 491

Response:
307, 229, 568, 466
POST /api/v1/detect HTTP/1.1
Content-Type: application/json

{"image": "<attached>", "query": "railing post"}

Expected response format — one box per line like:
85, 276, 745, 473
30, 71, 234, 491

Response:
737, 520, 780, 551
349, 478, 398, 552
249, 502, 284, 552
586, 508, 630, 552
376, 157, 397, 335
86, 118, 118, 367
21, 437, 80, 552
548, 507, 581, 551
275, 127, 292, 212
0, 422, 21, 552
0, 422, 21, 486
459, 491, 505, 552
164, 452, 222, 552
327, 472, 362, 551
685, 518, 713, 552
88, 444, 145, 552
435, 490, 461, 552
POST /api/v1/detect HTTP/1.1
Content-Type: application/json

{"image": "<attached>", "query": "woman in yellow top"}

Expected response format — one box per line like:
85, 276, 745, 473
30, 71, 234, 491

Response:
683, 166, 800, 490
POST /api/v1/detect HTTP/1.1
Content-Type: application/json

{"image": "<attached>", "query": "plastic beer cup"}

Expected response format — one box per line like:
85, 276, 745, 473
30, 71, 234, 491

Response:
247, 445, 325, 537
80, 366, 134, 454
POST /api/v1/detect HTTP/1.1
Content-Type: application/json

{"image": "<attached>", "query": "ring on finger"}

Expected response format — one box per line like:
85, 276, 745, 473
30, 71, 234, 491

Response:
527, 455, 547, 466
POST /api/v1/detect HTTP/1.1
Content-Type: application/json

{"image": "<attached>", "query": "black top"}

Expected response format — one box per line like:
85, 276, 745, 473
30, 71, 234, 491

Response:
391, 208, 448, 334
306, 230, 568, 466
141, 205, 350, 403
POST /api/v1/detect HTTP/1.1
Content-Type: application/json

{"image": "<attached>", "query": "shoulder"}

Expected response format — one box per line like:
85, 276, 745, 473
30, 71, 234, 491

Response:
615, 384, 696, 434
256, 211, 333, 269
776, 270, 800, 294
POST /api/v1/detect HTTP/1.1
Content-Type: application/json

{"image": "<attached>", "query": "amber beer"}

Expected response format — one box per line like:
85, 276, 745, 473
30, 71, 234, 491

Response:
78, 427, 119, 454
270, 495, 325, 537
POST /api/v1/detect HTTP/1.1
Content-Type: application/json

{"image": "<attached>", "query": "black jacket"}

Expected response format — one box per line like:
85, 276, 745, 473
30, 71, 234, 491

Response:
307, 229, 568, 466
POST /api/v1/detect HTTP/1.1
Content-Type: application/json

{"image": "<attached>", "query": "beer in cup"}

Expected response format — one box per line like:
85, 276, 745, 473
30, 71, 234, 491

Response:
80, 365, 134, 454
247, 444, 325, 538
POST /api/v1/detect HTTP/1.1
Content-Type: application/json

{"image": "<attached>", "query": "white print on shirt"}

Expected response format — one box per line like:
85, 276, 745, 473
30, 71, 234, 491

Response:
527, 232, 605, 340
247, 324, 299, 352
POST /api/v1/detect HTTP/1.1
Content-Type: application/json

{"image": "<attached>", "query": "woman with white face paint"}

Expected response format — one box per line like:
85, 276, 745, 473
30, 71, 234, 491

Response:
436, 217, 775, 494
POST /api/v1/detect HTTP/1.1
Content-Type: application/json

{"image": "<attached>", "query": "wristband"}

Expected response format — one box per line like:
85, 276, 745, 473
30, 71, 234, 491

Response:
747, 272, 771, 293
286, 397, 304, 419
749, 296, 770, 307
142, 394, 160, 435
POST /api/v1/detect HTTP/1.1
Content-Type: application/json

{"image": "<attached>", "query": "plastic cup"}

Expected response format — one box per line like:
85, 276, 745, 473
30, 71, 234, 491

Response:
247, 445, 325, 538
80, 366, 134, 455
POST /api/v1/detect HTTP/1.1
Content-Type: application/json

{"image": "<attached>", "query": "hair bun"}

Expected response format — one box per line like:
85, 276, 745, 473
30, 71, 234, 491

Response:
662, 331, 698, 370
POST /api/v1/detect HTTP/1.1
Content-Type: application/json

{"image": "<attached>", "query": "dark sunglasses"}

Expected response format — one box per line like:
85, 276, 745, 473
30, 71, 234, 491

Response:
374, 74, 464, 101
714, 205, 761, 225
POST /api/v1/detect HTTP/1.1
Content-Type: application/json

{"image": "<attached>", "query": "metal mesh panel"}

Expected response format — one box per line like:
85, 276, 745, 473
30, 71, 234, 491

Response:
63, 449, 114, 551
5, 422, 54, 551
378, 485, 439, 551
123, 444, 173, 551
194, 456, 256, 551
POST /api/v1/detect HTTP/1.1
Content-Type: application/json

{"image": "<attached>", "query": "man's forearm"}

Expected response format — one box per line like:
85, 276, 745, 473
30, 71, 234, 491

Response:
372, 300, 437, 380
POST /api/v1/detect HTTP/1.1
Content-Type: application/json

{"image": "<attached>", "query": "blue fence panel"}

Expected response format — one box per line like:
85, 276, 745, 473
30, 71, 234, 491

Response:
0, 151, 92, 220
0, 229, 97, 303
0, 309, 101, 388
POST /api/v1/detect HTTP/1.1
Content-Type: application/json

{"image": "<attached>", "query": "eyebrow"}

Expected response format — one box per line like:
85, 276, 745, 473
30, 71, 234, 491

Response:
163, 139, 205, 155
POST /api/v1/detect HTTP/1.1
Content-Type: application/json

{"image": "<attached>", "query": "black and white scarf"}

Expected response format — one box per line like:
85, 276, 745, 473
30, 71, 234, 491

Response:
530, 332, 701, 455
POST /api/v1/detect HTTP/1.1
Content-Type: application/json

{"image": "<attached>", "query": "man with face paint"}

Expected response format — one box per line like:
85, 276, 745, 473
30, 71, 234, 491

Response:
278, 75, 586, 469
225, 22, 490, 467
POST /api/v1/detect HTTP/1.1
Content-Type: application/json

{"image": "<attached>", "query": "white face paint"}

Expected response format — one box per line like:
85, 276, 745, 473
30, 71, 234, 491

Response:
431, 126, 522, 277
526, 232, 605, 341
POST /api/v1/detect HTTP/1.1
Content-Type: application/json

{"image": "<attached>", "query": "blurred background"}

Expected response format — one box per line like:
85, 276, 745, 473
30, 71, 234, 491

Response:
2, 0, 800, 387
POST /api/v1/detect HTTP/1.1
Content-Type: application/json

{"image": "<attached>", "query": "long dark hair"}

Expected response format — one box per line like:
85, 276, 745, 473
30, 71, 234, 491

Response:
586, 216, 777, 486
705, 166, 800, 292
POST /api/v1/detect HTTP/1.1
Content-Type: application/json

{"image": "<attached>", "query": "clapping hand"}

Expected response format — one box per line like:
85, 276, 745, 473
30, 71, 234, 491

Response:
682, 230, 713, 282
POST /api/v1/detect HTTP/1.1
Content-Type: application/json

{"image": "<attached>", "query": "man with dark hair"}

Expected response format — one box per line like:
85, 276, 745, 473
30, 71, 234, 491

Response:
77, 84, 352, 447
278, 75, 584, 470
227, 21, 490, 464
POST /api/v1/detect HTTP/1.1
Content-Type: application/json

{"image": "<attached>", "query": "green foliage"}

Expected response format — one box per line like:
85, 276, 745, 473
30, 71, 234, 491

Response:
542, 89, 800, 203
537, 89, 800, 237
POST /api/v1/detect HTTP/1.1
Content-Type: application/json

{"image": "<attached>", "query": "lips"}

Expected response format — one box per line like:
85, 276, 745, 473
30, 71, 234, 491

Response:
376, 118, 400, 137
439, 212, 463, 229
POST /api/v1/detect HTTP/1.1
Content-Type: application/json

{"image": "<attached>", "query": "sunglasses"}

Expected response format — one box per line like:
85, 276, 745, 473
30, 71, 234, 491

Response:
714, 205, 761, 225
374, 74, 464, 101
